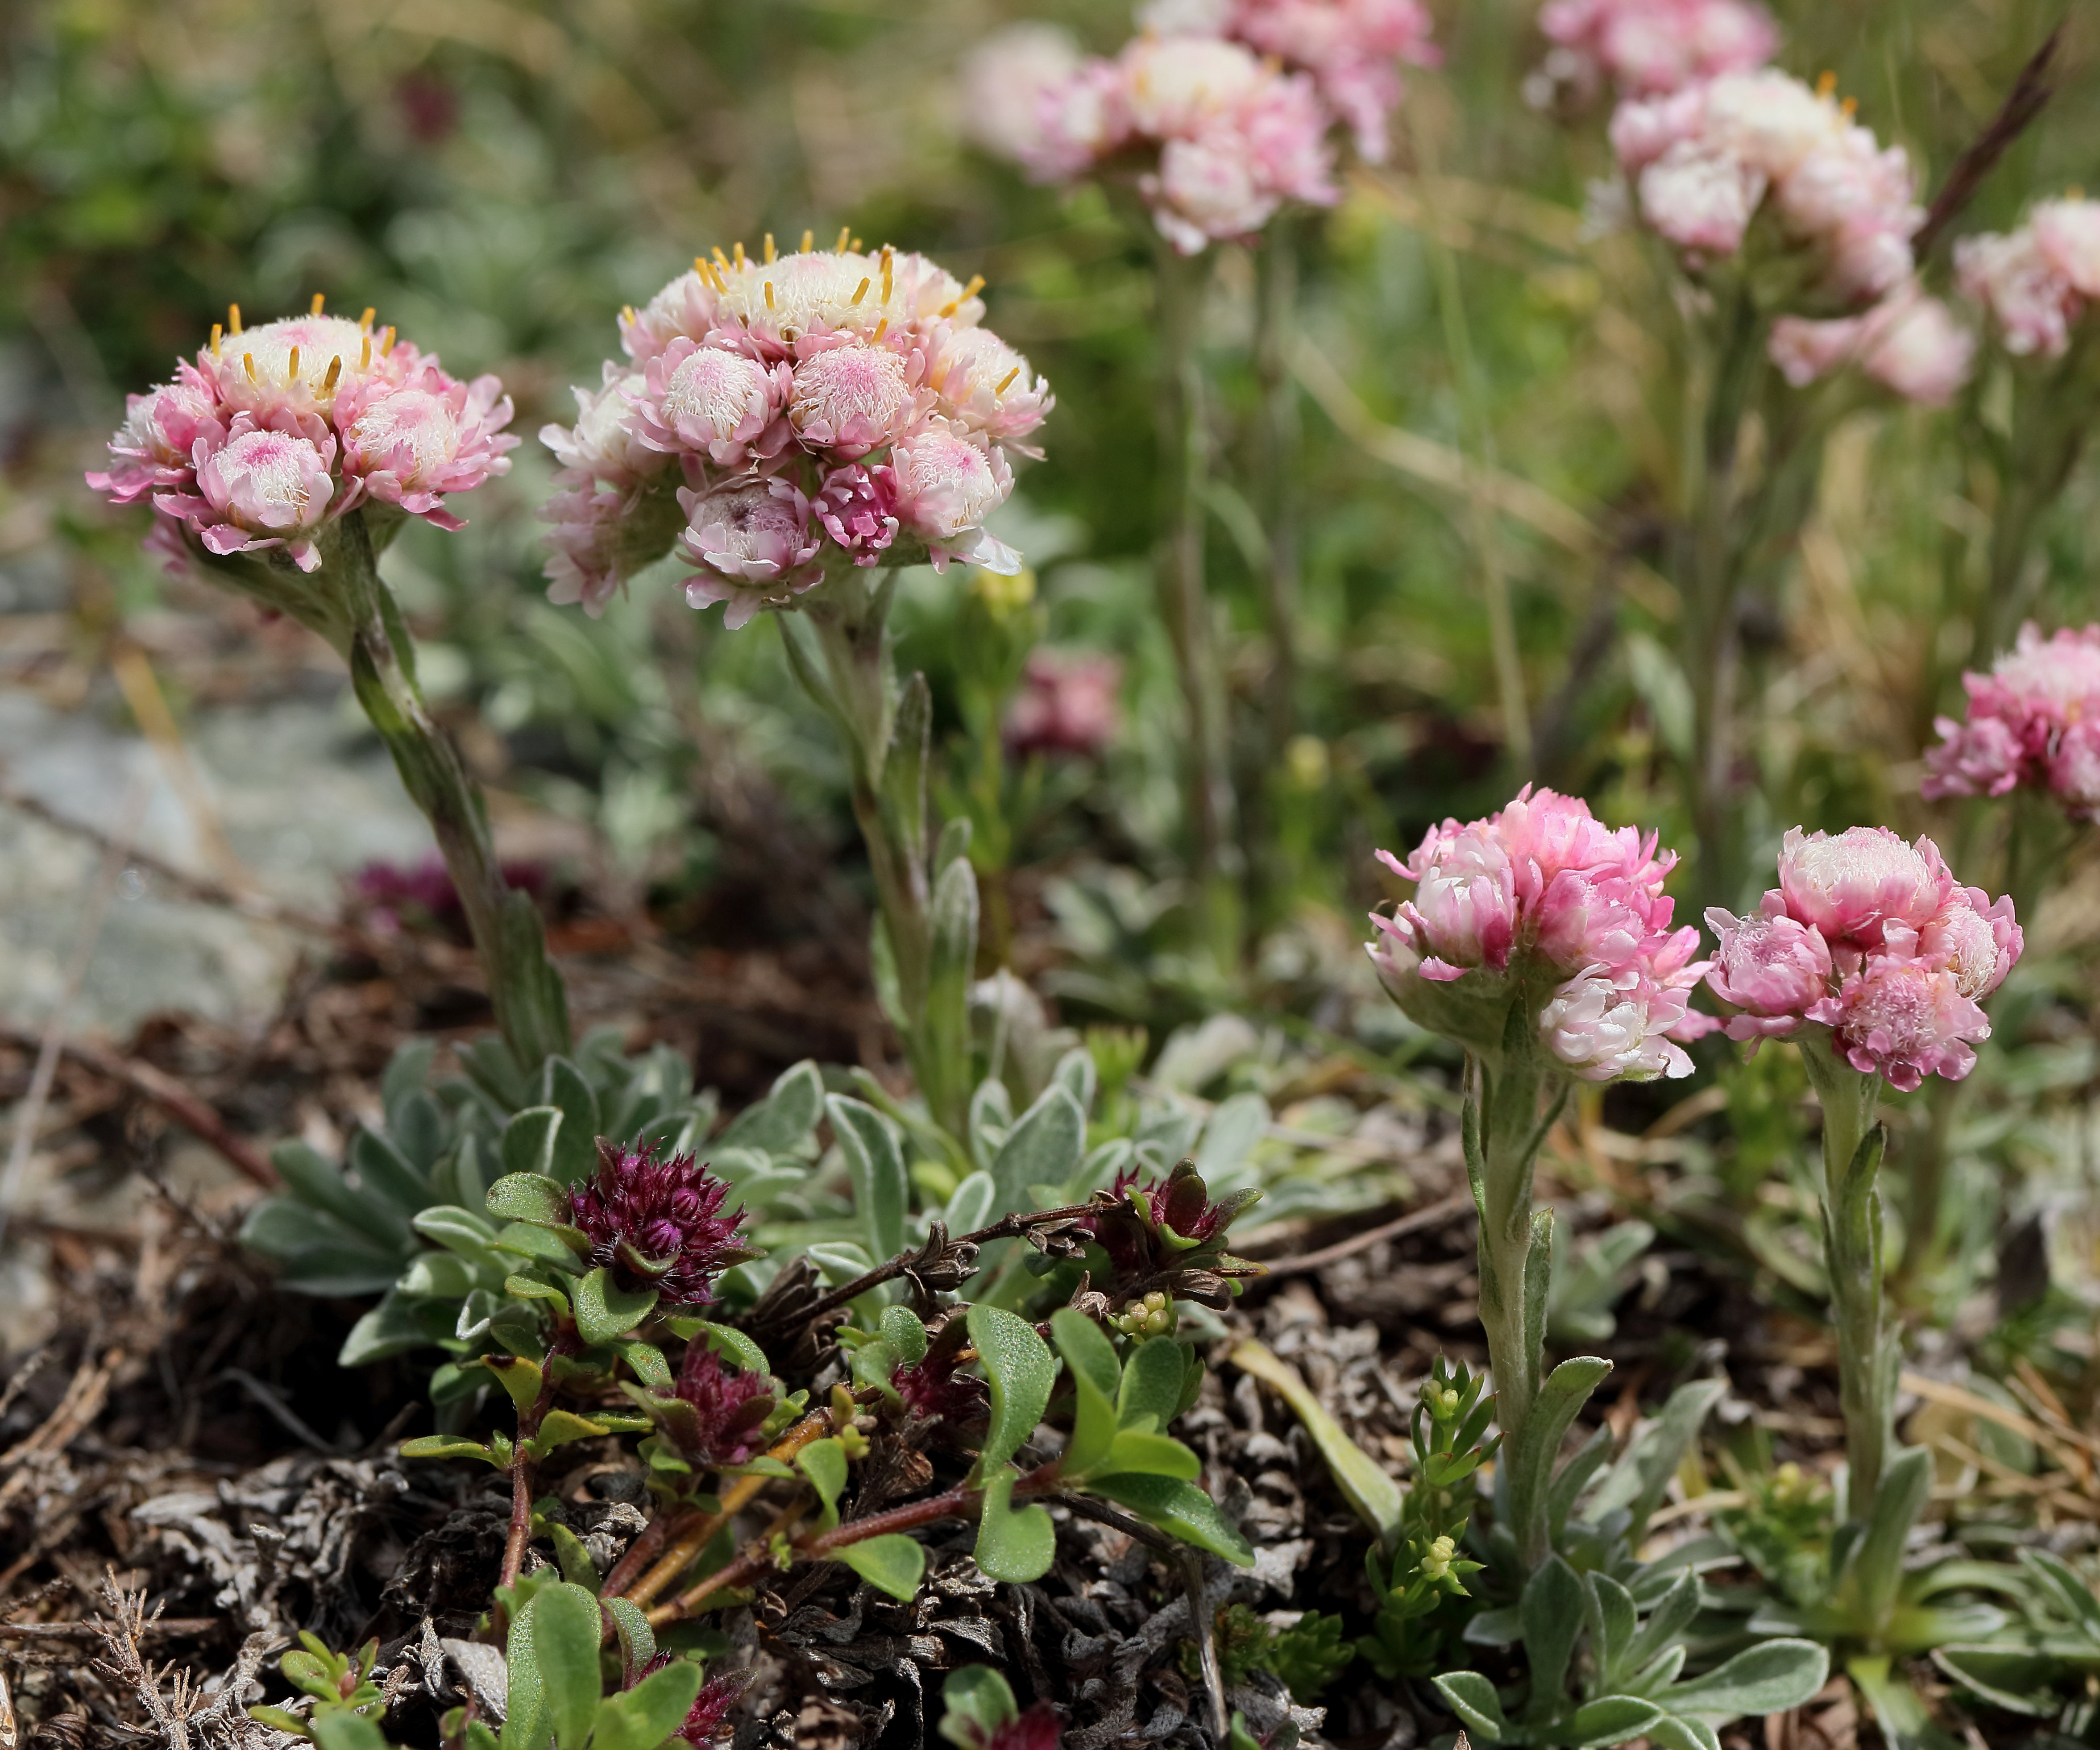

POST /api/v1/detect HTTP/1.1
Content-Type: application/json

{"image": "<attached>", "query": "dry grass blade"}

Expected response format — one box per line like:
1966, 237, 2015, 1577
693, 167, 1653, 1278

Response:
1912, 23, 2064, 261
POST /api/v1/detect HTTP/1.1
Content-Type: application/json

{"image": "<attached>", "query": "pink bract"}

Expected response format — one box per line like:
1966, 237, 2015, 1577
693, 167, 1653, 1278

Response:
635, 339, 793, 470
812, 463, 901, 567
540, 365, 666, 486
335, 368, 518, 530
1805, 941, 1990, 1091
1773, 824, 1954, 950
1540, 965, 1697, 1082
87, 363, 227, 504
154, 411, 339, 572
1702, 903, 1832, 1038
676, 477, 823, 629
890, 424, 1020, 573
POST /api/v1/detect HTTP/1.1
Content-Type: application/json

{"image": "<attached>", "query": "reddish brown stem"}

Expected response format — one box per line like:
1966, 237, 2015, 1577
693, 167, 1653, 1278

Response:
800, 1204, 1096, 1323
645, 1460, 1063, 1628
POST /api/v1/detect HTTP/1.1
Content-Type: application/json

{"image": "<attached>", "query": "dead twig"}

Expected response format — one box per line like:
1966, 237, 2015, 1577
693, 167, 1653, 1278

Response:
1256, 1190, 1475, 1275
1913, 25, 2064, 261
0, 1020, 275, 1190
0, 1618, 221, 1641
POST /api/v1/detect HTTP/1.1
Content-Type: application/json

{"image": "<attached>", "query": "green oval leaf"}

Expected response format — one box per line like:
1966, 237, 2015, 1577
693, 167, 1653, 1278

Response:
529, 1582, 605, 1750
835, 1532, 927, 1602
488, 1172, 569, 1225
973, 1466, 1055, 1583
967, 1304, 1058, 1472
573, 1268, 658, 1346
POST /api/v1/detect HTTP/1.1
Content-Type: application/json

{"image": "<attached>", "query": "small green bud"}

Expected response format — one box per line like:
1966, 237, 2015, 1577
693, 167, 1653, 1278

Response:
1419, 1535, 1455, 1581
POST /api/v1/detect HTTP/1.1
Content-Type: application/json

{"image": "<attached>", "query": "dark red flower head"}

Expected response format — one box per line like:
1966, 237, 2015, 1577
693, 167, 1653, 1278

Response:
892, 1329, 989, 1433
955, 1703, 1063, 1750
1076, 1162, 1255, 1276
671, 1342, 776, 1468
569, 1139, 755, 1307
678, 1668, 750, 1746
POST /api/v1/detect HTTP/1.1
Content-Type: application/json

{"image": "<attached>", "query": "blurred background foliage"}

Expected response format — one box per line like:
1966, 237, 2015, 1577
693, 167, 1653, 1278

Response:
5, 0, 2100, 1333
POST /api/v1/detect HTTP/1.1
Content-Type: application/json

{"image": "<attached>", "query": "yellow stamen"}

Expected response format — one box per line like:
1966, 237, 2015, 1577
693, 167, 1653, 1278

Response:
996, 365, 1020, 393
324, 356, 342, 390
695, 254, 710, 274
380, 326, 396, 357
800, 229, 813, 253
210, 323, 223, 357
764, 280, 775, 309
873, 318, 888, 340
310, 292, 325, 315
851, 237, 863, 252
623, 304, 636, 325
850, 278, 871, 305
1817, 69, 1837, 96
287, 345, 301, 384
361, 336, 372, 369
1840, 95, 1856, 116
958, 274, 985, 302
733, 241, 746, 267
360, 307, 375, 329
763, 232, 776, 263
714, 247, 732, 272
242, 352, 256, 382
229, 303, 243, 335
835, 225, 852, 252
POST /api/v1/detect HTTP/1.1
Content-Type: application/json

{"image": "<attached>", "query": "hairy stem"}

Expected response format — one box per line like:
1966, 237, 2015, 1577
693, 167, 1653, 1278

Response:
1466, 1041, 1552, 1455
798, 1203, 1097, 1323
334, 515, 570, 1070
1799, 1030, 1890, 1520
780, 577, 974, 1141
1152, 240, 1233, 901
614, 1410, 836, 1610
645, 1460, 1064, 1628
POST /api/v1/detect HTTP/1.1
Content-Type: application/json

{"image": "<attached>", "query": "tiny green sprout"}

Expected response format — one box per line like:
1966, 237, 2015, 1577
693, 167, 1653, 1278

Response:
249, 1634, 382, 1738
768, 1531, 795, 1568
1113, 1290, 1177, 1339
1420, 1378, 1462, 1420
829, 1384, 872, 1458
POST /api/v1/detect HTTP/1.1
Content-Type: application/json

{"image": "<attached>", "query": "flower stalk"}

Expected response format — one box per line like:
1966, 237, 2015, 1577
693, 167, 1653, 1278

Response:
778, 567, 977, 1145
1152, 240, 1236, 914
1796, 1031, 1893, 1520
332, 518, 572, 1070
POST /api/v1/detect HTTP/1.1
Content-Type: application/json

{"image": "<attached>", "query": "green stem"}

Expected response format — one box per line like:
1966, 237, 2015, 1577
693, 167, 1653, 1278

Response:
1465, 1031, 1556, 1472
1972, 336, 2094, 666
1253, 219, 1301, 759
780, 574, 973, 1142
1680, 284, 1764, 916
332, 514, 571, 1070
1798, 1030, 1890, 1521
1151, 239, 1233, 901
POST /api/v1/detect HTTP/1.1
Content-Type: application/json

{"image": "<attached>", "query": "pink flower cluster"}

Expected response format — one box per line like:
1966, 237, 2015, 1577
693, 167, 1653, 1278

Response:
981, 28, 1343, 253
1705, 827, 2019, 1091
1533, 0, 1777, 104
87, 303, 516, 573
1367, 788, 1715, 1082
1922, 622, 2100, 818
1768, 282, 1975, 405
1004, 648, 1123, 758
541, 242, 1048, 626
1955, 196, 2100, 360
1612, 70, 1922, 306
1137, 0, 1439, 162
